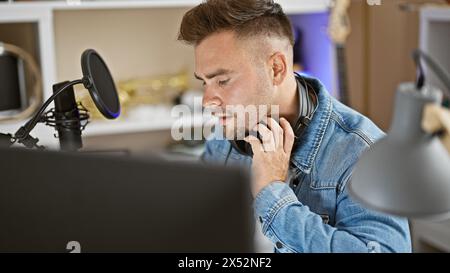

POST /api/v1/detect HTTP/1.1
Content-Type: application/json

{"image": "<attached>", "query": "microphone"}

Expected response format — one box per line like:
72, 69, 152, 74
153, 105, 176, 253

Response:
1, 49, 120, 150
52, 81, 83, 151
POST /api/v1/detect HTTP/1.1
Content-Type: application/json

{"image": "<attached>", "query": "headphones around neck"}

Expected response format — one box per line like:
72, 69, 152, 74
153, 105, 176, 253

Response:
228, 75, 317, 157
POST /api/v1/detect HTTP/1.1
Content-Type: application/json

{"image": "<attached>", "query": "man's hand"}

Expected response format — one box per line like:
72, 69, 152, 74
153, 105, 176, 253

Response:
244, 117, 295, 197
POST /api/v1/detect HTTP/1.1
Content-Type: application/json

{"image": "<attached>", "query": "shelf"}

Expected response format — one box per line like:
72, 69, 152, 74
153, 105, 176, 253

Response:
0, 0, 199, 11
0, 0, 331, 14
420, 6, 450, 100
277, 0, 331, 14
421, 5, 450, 21
0, 10, 56, 119
83, 105, 210, 137
84, 116, 200, 137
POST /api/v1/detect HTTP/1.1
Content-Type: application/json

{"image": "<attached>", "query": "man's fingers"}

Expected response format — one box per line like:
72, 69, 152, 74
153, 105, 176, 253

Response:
244, 135, 264, 155
266, 117, 283, 148
254, 123, 275, 152
279, 117, 295, 154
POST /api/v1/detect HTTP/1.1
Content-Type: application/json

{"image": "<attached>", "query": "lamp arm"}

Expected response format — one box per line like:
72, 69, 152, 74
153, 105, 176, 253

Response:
422, 104, 450, 153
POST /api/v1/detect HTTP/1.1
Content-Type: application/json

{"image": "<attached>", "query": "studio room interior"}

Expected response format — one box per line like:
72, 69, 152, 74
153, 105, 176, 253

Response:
0, 0, 450, 258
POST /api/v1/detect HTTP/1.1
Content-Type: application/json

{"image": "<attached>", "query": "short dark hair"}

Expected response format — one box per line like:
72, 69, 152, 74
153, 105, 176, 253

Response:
178, 0, 294, 46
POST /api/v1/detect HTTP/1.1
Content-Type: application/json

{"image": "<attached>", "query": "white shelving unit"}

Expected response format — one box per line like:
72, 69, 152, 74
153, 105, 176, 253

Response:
0, 0, 331, 12
0, 0, 331, 146
84, 109, 208, 137
412, 6, 450, 253
420, 6, 450, 96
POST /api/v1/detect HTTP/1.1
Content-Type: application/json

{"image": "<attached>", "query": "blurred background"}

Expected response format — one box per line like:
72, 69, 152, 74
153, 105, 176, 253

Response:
0, 0, 449, 252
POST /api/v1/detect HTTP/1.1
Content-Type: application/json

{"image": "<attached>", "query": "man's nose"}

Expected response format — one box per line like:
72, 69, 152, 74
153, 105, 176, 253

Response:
202, 86, 222, 108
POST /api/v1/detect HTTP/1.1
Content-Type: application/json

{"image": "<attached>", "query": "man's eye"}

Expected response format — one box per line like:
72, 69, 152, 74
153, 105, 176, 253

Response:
218, 79, 230, 86
202, 81, 206, 86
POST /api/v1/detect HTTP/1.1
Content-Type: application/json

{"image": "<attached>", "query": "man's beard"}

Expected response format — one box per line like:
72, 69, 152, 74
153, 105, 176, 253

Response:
221, 84, 276, 140
221, 112, 250, 140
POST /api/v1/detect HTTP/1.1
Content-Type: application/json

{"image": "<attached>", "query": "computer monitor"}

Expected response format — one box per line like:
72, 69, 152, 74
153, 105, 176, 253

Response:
0, 147, 253, 252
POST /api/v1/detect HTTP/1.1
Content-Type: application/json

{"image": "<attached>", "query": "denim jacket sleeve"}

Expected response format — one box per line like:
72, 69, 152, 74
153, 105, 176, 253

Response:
254, 179, 412, 253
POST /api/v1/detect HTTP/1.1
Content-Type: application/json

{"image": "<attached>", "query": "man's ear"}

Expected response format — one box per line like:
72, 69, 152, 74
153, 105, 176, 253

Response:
269, 52, 288, 86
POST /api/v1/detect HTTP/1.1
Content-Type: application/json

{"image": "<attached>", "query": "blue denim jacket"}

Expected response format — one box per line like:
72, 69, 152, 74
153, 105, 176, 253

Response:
201, 75, 412, 253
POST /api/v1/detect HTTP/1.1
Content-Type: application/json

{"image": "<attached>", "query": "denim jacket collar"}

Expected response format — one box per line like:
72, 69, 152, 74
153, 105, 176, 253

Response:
291, 73, 333, 174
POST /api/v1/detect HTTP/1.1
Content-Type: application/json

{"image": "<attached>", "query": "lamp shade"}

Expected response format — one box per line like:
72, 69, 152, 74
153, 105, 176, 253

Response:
349, 83, 450, 220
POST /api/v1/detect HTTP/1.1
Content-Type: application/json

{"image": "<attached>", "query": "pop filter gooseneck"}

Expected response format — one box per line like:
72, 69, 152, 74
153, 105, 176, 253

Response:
9, 49, 120, 149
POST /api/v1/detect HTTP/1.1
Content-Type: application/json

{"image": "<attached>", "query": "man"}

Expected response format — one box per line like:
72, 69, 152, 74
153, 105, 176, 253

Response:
178, 0, 411, 252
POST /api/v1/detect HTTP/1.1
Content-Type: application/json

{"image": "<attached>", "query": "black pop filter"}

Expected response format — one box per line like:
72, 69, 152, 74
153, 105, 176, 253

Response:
81, 49, 120, 119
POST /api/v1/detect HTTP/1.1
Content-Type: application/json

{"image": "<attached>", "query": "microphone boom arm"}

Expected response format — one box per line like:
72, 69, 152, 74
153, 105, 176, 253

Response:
12, 78, 85, 148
